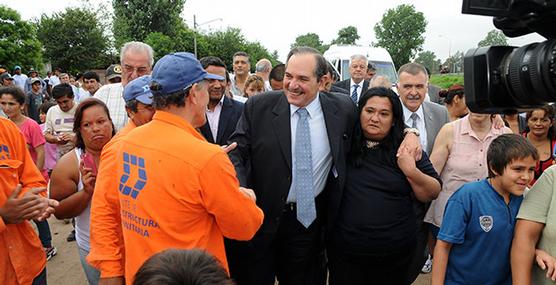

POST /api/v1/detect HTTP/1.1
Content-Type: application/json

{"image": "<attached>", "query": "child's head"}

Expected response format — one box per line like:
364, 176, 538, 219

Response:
133, 249, 232, 285
243, 74, 265, 98
39, 101, 56, 123
487, 134, 538, 193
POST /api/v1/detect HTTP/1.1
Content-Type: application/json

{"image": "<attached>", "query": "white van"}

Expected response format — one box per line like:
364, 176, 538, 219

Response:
323, 44, 398, 85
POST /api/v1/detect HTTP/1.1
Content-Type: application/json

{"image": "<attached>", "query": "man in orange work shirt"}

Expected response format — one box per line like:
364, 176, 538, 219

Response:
91, 52, 264, 285
88, 75, 156, 284
0, 117, 59, 285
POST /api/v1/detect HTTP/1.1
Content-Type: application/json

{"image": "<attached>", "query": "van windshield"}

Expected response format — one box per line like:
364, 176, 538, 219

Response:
371, 61, 398, 85
340, 60, 398, 85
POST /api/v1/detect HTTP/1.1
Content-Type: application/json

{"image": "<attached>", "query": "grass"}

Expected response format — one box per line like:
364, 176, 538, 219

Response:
430, 74, 464, 89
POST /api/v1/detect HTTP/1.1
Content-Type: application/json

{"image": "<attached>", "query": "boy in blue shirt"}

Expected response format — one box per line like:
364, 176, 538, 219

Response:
432, 134, 539, 285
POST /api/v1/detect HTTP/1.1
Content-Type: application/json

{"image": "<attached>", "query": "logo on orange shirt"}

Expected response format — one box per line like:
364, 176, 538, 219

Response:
119, 152, 147, 199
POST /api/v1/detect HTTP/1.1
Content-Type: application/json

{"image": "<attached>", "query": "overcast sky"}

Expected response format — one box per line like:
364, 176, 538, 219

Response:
2, 0, 546, 62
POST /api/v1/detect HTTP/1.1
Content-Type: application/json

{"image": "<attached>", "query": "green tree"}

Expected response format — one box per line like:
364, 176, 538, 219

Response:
37, 7, 109, 74
332, 26, 360, 45
478, 29, 509, 47
0, 5, 43, 72
290, 33, 329, 54
374, 4, 427, 69
112, 0, 186, 49
415, 50, 440, 74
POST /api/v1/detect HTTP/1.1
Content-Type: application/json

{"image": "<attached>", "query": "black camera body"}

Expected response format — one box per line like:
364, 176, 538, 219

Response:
462, 0, 556, 113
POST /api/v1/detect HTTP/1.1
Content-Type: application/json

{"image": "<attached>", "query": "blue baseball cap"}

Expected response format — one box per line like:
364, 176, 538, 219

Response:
123, 75, 153, 105
150, 52, 224, 96
14, 65, 21, 70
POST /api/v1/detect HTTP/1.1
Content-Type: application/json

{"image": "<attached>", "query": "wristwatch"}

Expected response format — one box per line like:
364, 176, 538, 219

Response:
403, 127, 420, 137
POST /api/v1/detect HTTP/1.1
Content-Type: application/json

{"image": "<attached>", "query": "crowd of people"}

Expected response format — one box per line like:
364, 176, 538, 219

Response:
1, 40, 556, 285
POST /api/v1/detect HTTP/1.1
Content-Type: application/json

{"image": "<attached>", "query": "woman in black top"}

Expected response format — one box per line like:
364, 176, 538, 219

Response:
328, 87, 442, 285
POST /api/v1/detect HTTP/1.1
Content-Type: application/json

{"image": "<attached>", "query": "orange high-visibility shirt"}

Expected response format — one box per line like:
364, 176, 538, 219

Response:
0, 117, 47, 285
88, 120, 136, 278
94, 111, 263, 284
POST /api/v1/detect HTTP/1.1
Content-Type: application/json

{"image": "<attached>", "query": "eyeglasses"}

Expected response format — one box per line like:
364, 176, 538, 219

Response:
122, 64, 150, 75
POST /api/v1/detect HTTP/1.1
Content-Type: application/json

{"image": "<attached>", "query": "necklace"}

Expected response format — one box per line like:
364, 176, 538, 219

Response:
366, 140, 380, 149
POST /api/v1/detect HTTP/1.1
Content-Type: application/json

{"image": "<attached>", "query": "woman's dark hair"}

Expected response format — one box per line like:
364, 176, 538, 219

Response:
39, 101, 57, 114
73, 98, 115, 150
350, 87, 406, 167
439, 84, 464, 105
525, 104, 556, 139
133, 249, 233, 285
0, 86, 26, 105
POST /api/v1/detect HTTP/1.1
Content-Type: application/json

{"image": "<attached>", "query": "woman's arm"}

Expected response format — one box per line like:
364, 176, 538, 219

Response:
429, 123, 454, 174
432, 240, 452, 285
398, 147, 441, 202
34, 144, 45, 171
511, 219, 545, 285
50, 152, 93, 219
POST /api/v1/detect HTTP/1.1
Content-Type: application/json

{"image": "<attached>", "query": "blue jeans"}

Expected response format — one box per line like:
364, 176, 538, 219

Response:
78, 246, 100, 285
33, 220, 52, 248
32, 268, 46, 285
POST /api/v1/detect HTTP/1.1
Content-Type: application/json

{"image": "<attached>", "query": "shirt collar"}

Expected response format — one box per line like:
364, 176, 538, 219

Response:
290, 92, 321, 118
350, 78, 363, 88
152, 111, 206, 141
402, 103, 425, 123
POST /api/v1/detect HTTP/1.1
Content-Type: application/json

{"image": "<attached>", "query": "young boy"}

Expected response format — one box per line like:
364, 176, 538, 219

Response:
432, 134, 539, 285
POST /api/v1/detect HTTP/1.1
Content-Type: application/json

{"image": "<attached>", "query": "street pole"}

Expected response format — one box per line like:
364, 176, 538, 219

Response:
193, 15, 198, 58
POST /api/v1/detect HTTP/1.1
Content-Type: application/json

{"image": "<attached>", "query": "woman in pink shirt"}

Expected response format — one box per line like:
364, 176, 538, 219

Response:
39, 101, 58, 176
0, 86, 57, 260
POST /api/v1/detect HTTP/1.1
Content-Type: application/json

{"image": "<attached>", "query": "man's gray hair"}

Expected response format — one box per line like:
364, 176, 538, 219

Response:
255, 59, 272, 73
350, 54, 368, 64
120, 41, 155, 67
370, 75, 392, 89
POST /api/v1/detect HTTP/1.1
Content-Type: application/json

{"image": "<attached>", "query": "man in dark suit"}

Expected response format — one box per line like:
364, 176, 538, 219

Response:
228, 47, 358, 285
333, 54, 370, 104
199, 56, 243, 146
396, 62, 449, 283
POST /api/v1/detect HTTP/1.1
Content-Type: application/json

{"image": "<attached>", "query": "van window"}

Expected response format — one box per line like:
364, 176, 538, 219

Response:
371, 61, 398, 85
341, 60, 350, 81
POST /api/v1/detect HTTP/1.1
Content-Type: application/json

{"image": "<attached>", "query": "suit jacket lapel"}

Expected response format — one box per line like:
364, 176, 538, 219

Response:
199, 119, 215, 143
422, 103, 435, 151
272, 94, 292, 170
320, 93, 341, 163
216, 96, 232, 144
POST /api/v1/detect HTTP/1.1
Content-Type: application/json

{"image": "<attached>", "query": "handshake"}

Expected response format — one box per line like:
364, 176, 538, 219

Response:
0, 184, 59, 225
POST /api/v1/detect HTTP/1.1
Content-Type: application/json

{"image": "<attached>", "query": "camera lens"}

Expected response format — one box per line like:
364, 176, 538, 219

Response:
503, 39, 556, 105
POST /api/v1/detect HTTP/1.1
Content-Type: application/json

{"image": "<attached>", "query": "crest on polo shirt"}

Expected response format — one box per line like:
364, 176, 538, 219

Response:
479, 215, 493, 232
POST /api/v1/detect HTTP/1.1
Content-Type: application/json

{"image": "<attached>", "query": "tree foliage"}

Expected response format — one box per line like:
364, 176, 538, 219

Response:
332, 26, 360, 45
290, 33, 329, 54
478, 29, 509, 47
0, 5, 43, 72
112, 0, 186, 49
374, 4, 427, 69
37, 7, 110, 74
415, 51, 441, 74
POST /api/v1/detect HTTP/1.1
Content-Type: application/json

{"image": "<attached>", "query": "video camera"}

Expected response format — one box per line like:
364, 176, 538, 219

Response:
462, 0, 556, 113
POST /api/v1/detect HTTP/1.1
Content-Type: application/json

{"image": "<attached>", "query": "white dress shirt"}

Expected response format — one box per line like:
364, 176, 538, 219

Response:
403, 104, 429, 153
94, 83, 127, 131
205, 95, 225, 140
287, 93, 332, 202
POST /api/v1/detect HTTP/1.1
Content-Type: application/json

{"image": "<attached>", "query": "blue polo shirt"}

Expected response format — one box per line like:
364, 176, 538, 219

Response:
438, 179, 522, 285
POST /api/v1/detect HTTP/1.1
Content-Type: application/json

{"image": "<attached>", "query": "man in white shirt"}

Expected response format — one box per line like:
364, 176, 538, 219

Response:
49, 68, 61, 87
12, 66, 28, 90
255, 59, 272, 91
43, 83, 78, 159
94, 41, 154, 131
332, 54, 370, 105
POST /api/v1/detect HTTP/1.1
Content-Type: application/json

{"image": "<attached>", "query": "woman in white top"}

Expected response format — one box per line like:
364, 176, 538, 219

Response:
50, 98, 115, 285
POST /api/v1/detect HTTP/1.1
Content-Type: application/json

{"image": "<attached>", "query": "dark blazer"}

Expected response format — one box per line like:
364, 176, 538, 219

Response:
200, 96, 244, 146
427, 84, 442, 104
333, 78, 369, 95
228, 91, 357, 237
330, 84, 349, 95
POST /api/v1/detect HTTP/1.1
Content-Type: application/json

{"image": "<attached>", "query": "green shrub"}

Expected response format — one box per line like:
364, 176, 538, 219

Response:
430, 74, 464, 89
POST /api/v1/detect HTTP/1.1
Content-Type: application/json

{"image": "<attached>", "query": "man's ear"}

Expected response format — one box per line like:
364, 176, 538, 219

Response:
488, 162, 500, 177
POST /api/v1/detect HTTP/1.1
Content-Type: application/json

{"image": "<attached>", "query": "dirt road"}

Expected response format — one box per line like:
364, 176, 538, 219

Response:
44, 218, 431, 284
